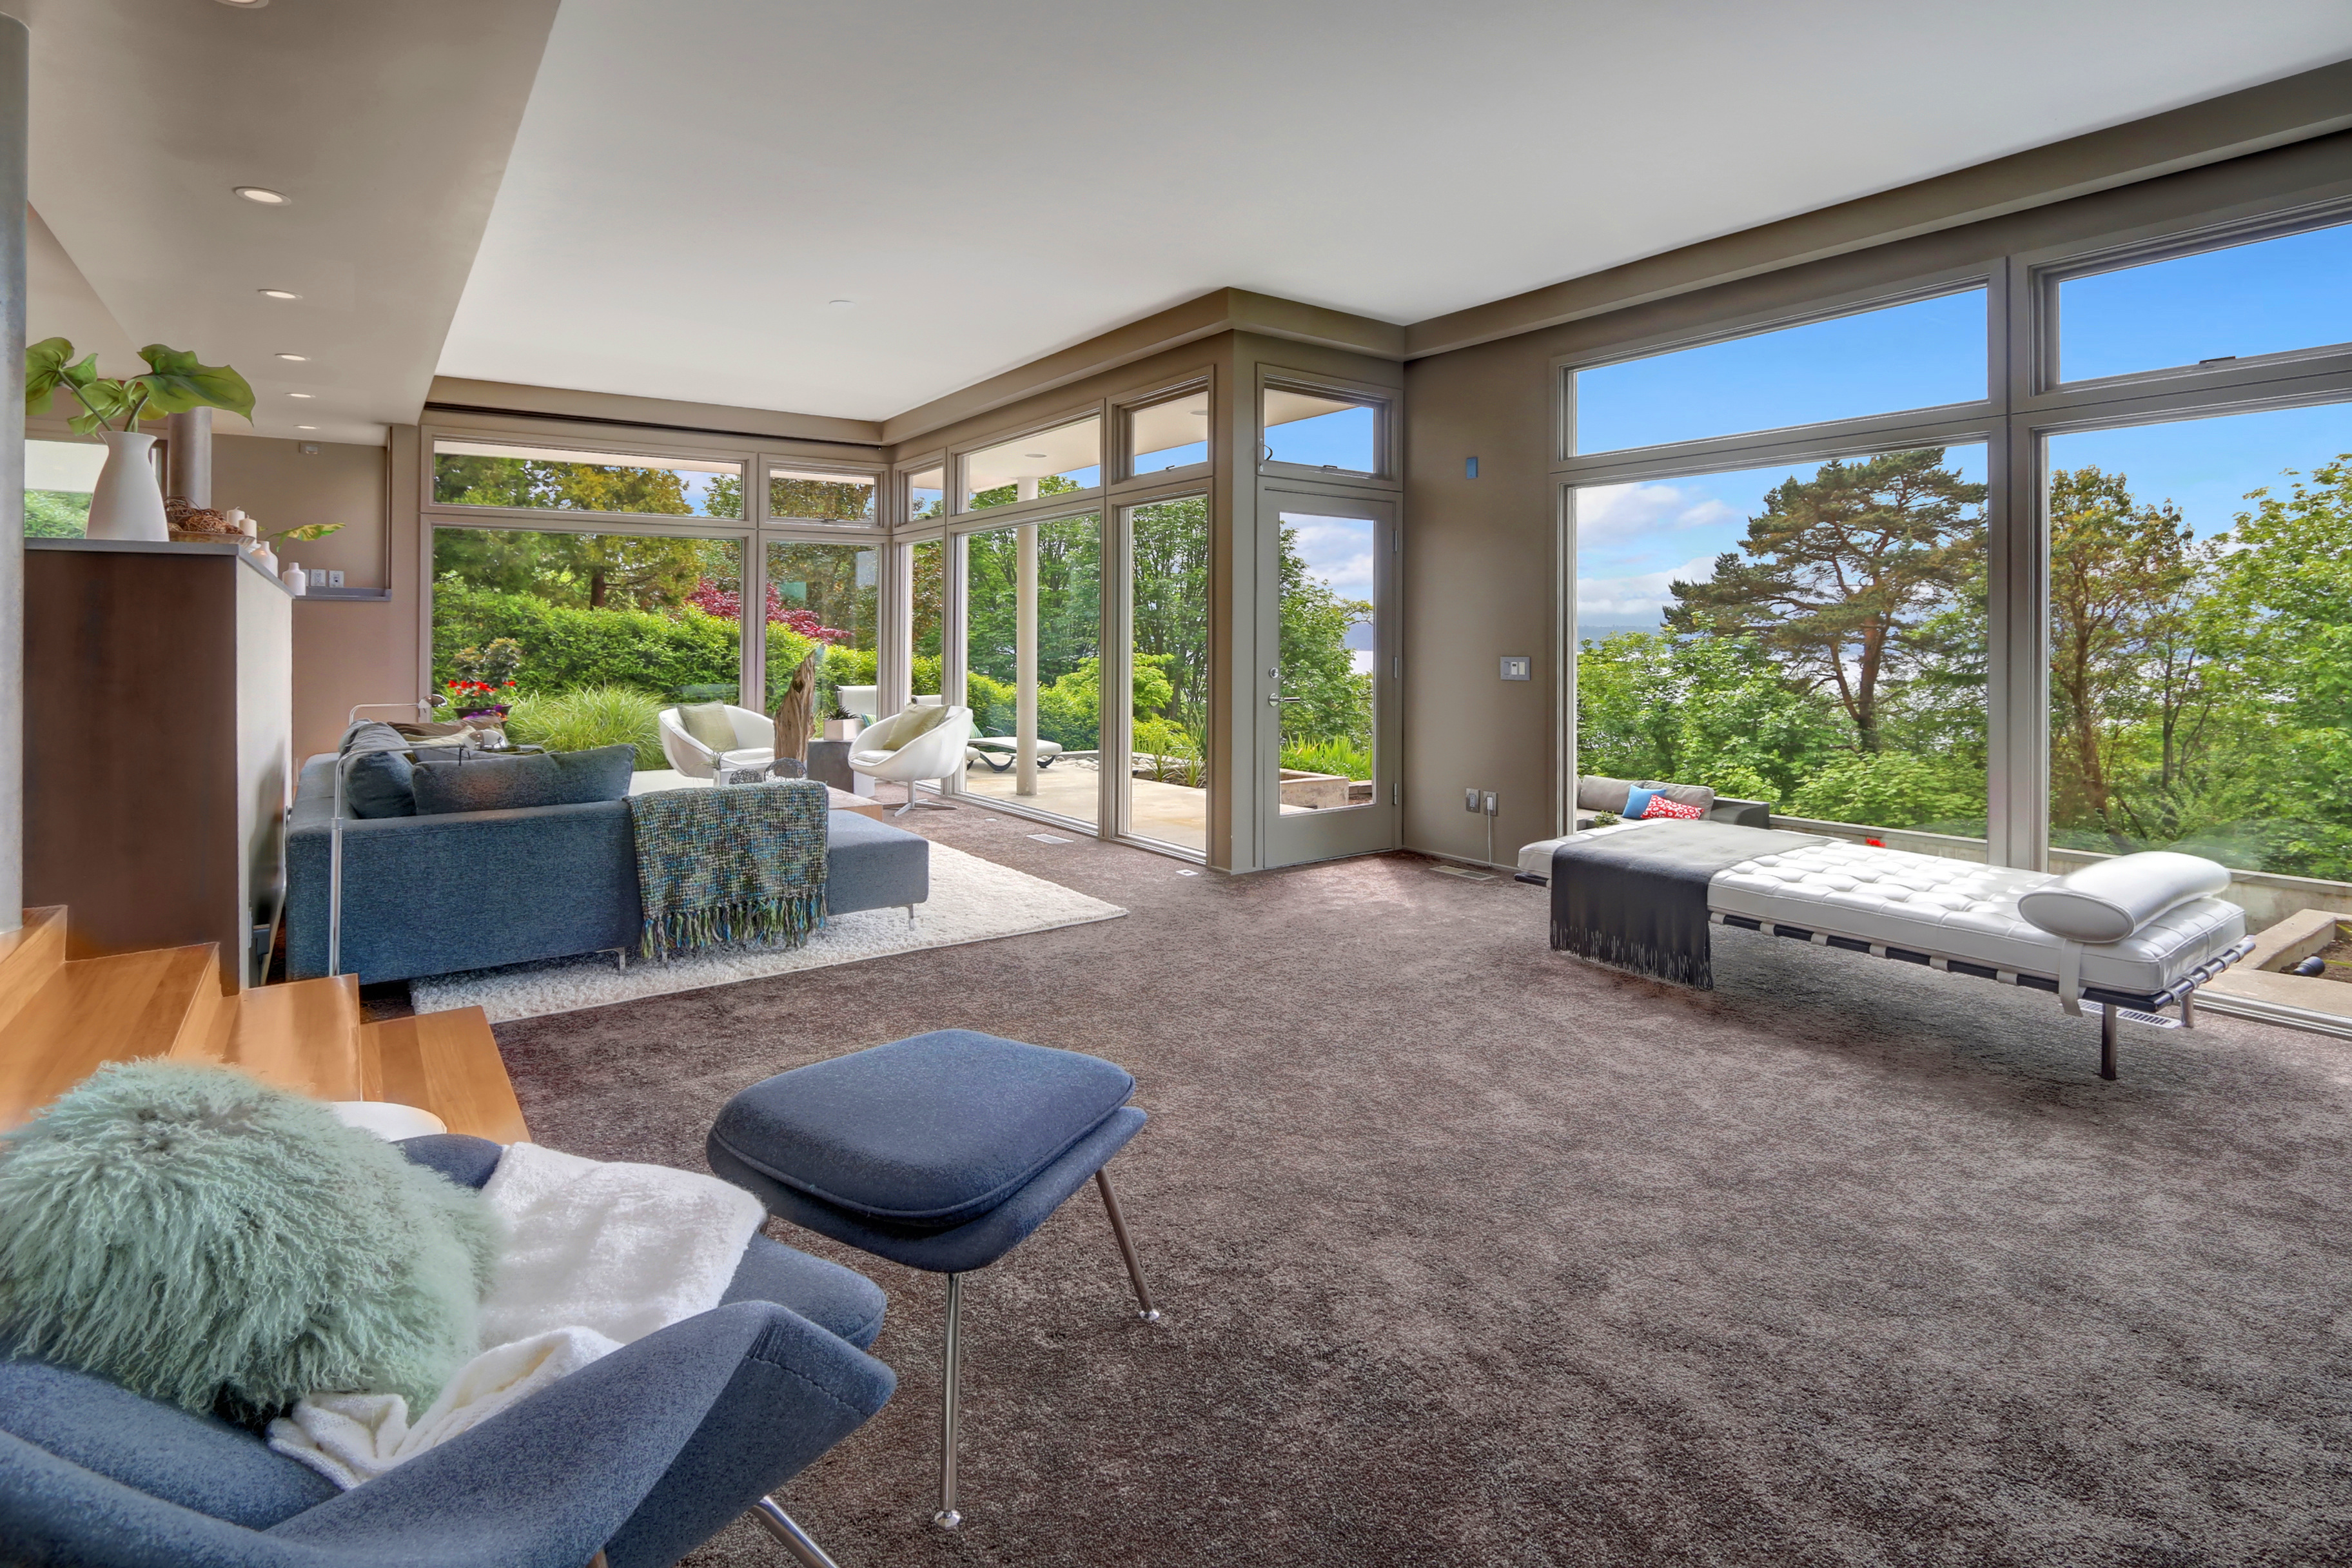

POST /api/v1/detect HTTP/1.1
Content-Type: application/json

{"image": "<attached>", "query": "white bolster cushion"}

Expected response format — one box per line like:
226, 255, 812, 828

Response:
2017, 851, 2232, 943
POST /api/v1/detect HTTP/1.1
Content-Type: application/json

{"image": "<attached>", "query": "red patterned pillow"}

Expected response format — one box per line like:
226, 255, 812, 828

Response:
1640, 794, 1705, 821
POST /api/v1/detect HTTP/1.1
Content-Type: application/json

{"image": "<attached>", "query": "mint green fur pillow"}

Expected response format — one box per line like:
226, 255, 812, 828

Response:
0, 1061, 501, 1418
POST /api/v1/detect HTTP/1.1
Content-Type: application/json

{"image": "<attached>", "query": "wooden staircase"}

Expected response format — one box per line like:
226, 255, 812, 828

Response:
0, 906, 528, 1141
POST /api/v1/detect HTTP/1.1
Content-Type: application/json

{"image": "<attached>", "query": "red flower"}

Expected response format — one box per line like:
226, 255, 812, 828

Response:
1865, 838, 1885, 847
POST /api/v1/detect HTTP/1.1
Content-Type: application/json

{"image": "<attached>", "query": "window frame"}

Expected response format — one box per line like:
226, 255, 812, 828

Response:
950, 406, 1106, 519
761, 456, 885, 531
1115, 375, 1213, 487
1257, 367, 1397, 490
2029, 193, 2352, 398
1556, 267, 2001, 467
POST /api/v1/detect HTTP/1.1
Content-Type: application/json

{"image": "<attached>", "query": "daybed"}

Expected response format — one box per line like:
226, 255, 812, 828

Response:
1518, 820, 2253, 1079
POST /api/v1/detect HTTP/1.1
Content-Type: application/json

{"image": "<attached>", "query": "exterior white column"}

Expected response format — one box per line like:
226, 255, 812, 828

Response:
1015, 476, 1039, 794
0, 16, 26, 932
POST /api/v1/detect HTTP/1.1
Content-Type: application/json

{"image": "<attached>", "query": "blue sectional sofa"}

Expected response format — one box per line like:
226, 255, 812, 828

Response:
285, 754, 931, 984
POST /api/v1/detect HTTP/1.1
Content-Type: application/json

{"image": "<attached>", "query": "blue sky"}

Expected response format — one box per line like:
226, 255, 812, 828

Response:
1576, 220, 2352, 636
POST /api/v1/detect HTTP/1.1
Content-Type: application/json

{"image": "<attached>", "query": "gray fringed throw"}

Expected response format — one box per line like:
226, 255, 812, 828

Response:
629, 779, 830, 961
1551, 821, 1827, 987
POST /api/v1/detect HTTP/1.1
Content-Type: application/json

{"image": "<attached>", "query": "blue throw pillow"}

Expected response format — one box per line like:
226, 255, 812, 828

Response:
0, 1062, 500, 1419
1621, 785, 1661, 820
410, 744, 636, 816
344, 750, 416, 818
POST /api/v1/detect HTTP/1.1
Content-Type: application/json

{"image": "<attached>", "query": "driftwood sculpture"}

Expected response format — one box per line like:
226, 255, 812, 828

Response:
771, 651, 819, 774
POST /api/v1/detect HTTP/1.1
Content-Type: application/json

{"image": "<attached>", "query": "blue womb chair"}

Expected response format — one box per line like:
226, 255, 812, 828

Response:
707, 1030, 1161, 1531
0, 1135, 893, 1568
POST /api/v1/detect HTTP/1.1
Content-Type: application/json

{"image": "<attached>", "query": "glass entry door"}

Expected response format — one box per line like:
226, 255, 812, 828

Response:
1261, 493, 1397, 866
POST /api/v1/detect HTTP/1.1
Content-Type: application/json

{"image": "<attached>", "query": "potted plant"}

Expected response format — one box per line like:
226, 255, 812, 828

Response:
23, 339, 255, 543
446, 638, 523, 720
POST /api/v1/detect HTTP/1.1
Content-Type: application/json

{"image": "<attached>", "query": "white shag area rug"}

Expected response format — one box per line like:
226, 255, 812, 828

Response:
409, 840, 1126, 1023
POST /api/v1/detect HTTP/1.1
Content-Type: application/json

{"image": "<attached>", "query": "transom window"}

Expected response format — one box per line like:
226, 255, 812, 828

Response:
963, 416, 1101, 510
2054, 217, 2352, 384
432, 438, 743, 520
1262, 387, 1377, 474
767, 464, 876, 525
1571, 289, 1986, 456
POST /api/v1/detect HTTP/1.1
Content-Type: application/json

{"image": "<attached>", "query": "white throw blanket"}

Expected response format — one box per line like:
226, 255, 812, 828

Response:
269, 1143, 768, 1489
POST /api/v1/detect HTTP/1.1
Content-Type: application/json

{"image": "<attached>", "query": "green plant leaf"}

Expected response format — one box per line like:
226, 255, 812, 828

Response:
268, 523, 343, 543
130, 344, 255, 420
62, 378, 134, 435
25, 337, 101, 417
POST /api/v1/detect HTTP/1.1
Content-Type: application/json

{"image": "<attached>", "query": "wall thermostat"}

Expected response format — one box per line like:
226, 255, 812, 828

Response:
1500, 656, 1531, 681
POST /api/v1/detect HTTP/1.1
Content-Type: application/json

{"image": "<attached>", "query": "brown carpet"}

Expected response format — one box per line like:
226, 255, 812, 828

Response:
485, 812, 2352, 1567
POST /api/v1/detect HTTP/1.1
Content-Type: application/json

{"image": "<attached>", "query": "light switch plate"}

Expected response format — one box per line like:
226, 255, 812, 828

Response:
326, 570, 344, 587
1464, 789, 1482, 813
1500, 656, 1531, 681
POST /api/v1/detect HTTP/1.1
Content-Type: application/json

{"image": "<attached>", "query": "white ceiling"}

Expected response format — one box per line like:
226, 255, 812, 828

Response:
21, 0, 558, 446
438, 0, 2352, 424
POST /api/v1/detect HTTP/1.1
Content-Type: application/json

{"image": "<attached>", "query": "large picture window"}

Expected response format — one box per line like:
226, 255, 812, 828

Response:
1574, 445, 1989, 842
431, 526, 745, 762
2044, 402, 2352, 892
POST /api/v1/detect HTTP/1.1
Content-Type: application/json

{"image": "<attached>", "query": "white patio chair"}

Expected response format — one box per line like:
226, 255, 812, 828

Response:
659, 703, 778, 782
848, 705, 975, 815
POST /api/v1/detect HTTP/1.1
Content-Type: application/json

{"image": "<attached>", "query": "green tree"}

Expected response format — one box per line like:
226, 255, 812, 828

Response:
2046, 465, 2211, 847
1275, 524, 1372, 747
433, 528, 715, 611
1130, 498, 1210, 728
1668, 448, 1986, 754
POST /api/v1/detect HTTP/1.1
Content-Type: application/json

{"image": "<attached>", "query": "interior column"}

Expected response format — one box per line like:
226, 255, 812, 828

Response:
0, 16, 26, 932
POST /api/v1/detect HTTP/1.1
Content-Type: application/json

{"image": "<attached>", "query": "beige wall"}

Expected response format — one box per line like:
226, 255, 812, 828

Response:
1398, 128, 2352, 868
208, 431, 419, 762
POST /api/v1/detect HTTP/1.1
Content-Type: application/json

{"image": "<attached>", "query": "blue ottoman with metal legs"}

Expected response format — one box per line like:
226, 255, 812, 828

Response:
707, 1030, 1161, 1529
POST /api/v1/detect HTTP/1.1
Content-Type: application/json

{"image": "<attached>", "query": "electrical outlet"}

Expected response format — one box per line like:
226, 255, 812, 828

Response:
1464, 788, 1482, 814
1483, 792, 1499, 816
326, 570, 344, 588
306, 569, 328, 591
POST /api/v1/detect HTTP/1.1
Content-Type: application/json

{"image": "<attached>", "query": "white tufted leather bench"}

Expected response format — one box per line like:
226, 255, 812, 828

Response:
1518, 828, 2253, 1078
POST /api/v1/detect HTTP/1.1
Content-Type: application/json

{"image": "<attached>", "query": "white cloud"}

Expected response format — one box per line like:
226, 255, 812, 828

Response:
1575, 554, 1719, 623
1280, 513, 1377, 602
1574, 482, 1738, 548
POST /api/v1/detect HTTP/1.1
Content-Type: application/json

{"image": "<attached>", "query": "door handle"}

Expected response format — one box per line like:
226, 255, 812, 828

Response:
1267, 694, 1309, 707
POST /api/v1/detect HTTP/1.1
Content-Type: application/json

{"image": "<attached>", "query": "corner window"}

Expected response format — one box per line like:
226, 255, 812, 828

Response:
1572, 290, 1986, 456
963, 416, 1101, 511
1262, 387, 1378, 475
433, 439, 743, 520
2055, 218, 2352, 384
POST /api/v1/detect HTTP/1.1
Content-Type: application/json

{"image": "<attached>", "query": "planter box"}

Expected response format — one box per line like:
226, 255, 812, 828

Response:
1279, 769, 1351, 810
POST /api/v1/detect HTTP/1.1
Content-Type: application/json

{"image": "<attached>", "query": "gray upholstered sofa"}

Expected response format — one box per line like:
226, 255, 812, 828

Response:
1573, 774, 1771, 831
286, 754, 930, 985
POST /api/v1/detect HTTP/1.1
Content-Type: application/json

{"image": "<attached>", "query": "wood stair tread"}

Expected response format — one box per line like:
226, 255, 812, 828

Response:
0, 944, 224, 1128
359, 1008, 529, 1144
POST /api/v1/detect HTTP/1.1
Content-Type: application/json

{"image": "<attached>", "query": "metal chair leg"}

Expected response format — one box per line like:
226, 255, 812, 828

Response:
1095, 1169, 1162, 1322
752, 1496, 842, 1568
934, 1273, 963, 1529
2100, 1002, 2119, 1081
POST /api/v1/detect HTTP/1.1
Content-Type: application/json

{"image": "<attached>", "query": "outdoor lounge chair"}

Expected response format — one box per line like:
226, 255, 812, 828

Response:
965, 736, 1064, 772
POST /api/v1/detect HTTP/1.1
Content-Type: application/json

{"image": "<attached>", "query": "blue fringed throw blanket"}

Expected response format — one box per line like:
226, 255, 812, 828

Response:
628, 779, 830, 960
1551, 821, 1827, 988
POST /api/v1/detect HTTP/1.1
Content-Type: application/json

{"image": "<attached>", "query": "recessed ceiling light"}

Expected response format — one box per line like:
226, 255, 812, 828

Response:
287, 392, 314, 399
215, 0, 270, 8
295, 424, 317, 430
1024, 453, 1047, 460
275, 352, 308, 362
235, 186, 289, 205
827, 299, 855, 309
258, 288, 301, 300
